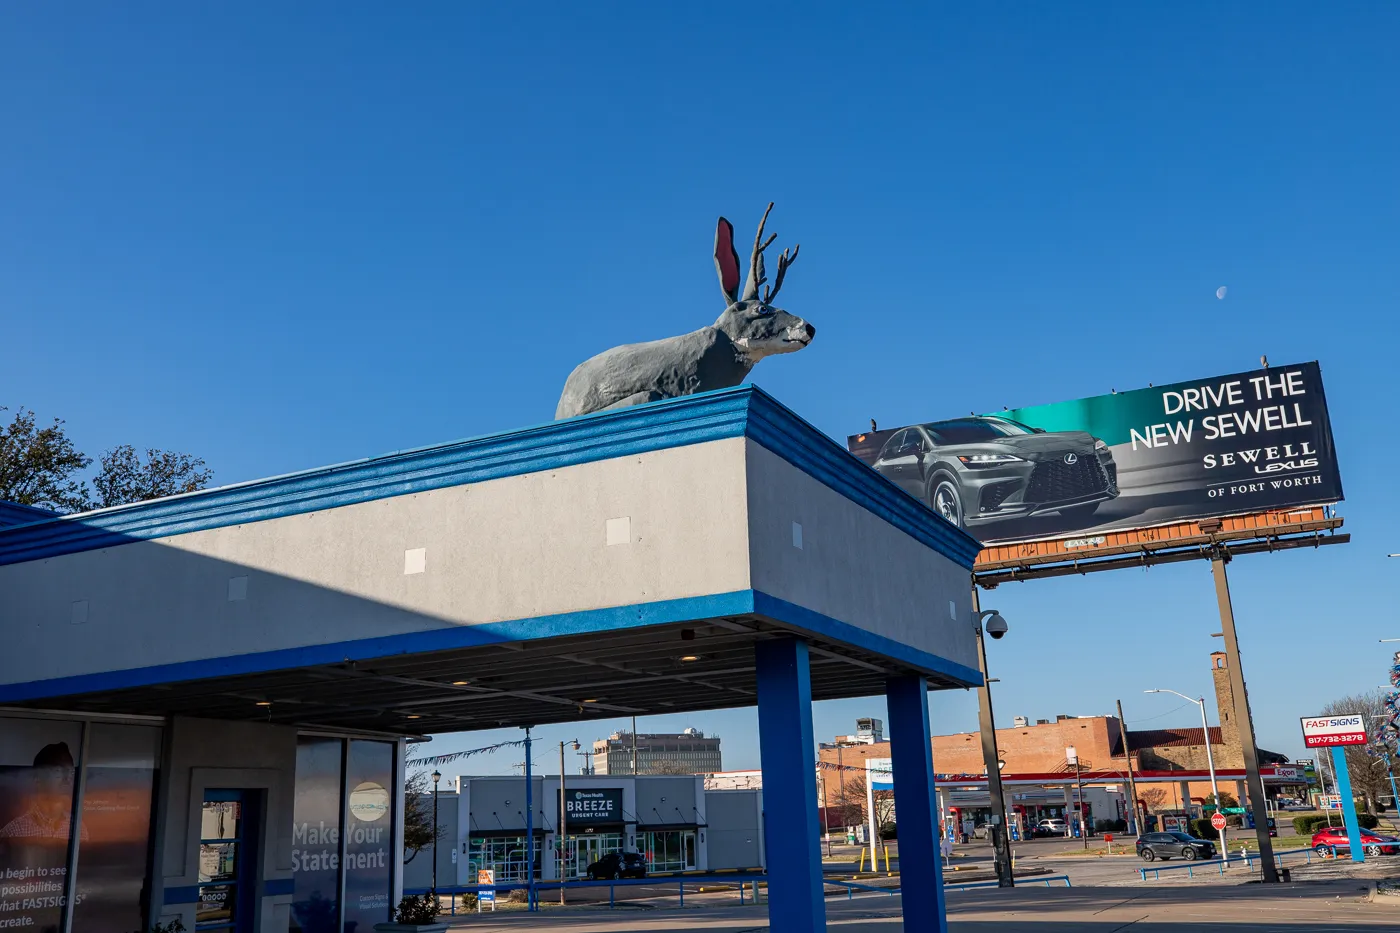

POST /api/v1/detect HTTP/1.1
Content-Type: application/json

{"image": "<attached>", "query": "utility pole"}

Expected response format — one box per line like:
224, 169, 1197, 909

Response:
631, 715, 639, 775
558, 738, 579, 904
1210, 554, 1279, 882
972, 585, 1015, 887
524, 726, 536, 910
1075, 753, 1085, 851
1115, 700, 1142, 837
818, 764, 832, 857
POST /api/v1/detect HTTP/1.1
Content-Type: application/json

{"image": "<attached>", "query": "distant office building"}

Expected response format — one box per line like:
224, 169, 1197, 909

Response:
830, 717, 884, 746
705, 769, 762, 790
592, 727, 722, 775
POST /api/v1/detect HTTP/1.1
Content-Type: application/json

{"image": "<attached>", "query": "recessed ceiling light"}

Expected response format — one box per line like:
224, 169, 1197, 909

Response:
679, 655, 700, 663
406, 714, 422, 720
255, 701, 272, 707
582, 698, 600, 703
451, 680, 470, 686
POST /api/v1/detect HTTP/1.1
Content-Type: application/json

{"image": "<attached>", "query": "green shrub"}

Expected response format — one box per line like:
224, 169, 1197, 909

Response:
1190, 818, 1217, 840
1291, 813, 1377, 835
394, 892, 441, 924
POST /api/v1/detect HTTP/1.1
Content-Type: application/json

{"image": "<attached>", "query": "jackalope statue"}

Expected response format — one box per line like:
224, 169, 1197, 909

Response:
556, 203, 815, 419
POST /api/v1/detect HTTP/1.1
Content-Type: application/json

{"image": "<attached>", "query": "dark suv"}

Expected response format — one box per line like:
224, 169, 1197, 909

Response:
867, 417, 1117, 529
586, 851, 648, 880
1136, 831, 1216, 862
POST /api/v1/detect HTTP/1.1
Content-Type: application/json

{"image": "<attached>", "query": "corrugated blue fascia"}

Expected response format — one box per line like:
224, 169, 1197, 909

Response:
0, 500, 59, 529
0, 386, 979, 569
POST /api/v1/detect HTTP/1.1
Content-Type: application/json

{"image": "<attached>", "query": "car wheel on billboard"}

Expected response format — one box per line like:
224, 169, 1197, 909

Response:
927, 476, 964, 528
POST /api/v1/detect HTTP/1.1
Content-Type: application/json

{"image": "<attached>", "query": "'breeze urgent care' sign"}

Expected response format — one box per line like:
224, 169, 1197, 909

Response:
562, 788, 622, 824
1300, 714, 1367, 748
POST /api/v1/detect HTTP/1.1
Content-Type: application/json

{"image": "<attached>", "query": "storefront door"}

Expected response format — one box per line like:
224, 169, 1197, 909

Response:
197, 790, 259, 933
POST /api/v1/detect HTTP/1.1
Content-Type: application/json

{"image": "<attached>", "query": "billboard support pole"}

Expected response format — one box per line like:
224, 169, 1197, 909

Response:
1331, 747, 1366, 862
1210, 554, 1279, 881
971, 584, 1015, 887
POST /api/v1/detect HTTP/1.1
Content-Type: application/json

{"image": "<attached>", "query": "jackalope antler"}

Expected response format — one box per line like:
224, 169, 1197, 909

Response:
739, 202, 799, 304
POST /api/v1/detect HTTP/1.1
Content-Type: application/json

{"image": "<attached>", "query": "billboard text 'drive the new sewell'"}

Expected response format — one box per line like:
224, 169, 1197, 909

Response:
847, 362, 1342, 546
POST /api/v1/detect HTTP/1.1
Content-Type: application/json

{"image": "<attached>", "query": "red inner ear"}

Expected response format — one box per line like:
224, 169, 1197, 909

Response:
715, 219, 740, 298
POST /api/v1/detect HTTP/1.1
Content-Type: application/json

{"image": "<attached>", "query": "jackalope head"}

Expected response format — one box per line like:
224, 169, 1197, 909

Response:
712, 203, 814, 363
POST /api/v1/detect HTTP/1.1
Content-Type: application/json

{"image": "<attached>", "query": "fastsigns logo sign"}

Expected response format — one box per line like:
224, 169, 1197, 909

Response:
1299, 714, 1366, 748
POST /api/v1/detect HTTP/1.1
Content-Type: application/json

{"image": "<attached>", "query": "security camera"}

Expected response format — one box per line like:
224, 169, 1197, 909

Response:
984, 613, 1008, 640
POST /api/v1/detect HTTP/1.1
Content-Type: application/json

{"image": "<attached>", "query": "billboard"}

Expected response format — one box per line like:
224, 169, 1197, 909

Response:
847, 362, 1342, 546
1300, 714, 1367, 748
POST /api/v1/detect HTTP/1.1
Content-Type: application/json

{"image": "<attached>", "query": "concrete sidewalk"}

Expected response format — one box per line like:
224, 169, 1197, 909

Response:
443, 879, 1400, 930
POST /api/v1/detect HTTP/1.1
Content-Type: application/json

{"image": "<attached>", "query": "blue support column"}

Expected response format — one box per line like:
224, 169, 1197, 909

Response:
1332, 747, 1365, 863
755, 637, 826, 932
886, 675, 948, 933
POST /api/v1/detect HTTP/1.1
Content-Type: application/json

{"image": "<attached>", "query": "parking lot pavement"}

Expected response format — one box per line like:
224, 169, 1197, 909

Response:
443, 878, 1400, 931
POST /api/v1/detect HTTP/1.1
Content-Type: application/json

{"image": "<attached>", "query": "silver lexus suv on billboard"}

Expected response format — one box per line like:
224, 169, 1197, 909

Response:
869, 417, 1118, 529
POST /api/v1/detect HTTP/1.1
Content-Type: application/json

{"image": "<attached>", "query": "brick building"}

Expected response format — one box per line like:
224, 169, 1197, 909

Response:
818, 651, 1285, 816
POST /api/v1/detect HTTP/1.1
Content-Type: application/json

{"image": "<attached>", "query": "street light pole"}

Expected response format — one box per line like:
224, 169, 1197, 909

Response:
971, 591, 1015, 888
1146, 689, 1225, 859
559, 739, 579, 904
431, 770, 441, 895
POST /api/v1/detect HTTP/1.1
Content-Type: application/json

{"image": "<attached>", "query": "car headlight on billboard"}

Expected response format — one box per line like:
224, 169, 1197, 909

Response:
957, 454, 1025, 467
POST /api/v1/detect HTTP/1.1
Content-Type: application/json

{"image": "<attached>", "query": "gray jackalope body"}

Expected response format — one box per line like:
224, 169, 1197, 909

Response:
556, 203, 814, 419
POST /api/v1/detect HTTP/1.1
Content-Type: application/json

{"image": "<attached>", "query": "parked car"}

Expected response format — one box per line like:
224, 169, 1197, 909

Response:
1136, 831, 1217, 862
1036, 818, 1067, 836
586, 851, 648, 880
1312, 827, 1400, 857
868, 417, 1118, 529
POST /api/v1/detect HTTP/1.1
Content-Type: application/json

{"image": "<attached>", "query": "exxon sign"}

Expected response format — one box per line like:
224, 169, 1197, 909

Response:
1300, 714, 1367, 748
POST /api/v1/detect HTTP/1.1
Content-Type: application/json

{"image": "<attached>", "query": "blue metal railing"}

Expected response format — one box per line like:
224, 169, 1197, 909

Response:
820, 874, 1071, 901
405, 872, 767, 914
1137, 847, 1318, 881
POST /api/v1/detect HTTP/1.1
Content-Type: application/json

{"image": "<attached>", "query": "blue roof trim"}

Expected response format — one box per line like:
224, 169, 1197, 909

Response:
0, 589, 978, 703
0, 500, 59, 529
0, 386, 978, 569
741, 391, 980, 568
0, 590, 757, 703
752, 591, 982, 688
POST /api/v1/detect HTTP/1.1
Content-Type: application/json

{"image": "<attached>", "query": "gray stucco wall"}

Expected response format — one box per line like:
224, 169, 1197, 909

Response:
155, 717, 298, 933
703, 789, 765, 870
745, 441, 977, 674
0, 439, 752, 687
634, 775, 702, 828
401, 791, 459, 892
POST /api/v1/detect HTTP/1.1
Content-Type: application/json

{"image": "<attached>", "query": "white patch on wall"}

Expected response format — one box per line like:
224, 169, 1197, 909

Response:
791, 522, 804, 550
404, 547, 427, 575
605, 516, 631, 546
949, 600, 957, 621
70, 600, 89, 625
228, 576, 249, 601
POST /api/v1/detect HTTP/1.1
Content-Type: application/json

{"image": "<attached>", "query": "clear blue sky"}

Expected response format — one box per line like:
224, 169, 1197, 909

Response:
3, 5, 1396, 775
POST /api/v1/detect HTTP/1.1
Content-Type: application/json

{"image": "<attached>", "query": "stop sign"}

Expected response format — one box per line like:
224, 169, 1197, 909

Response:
1211, 812, 1228, 831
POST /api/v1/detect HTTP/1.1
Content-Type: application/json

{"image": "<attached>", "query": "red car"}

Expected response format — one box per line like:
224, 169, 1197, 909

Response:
1311, 827, 1399, 856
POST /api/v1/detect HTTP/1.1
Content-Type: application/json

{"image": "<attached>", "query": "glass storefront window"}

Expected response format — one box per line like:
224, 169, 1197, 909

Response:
551, 832, 622, 880
0, 717, 83, 933
70, 723, 161, 933
290, 737, 343, 933
467, 836, 545, 883
342, 741, 393, 927
290, 736, 397, 933
640, 830, 695, 873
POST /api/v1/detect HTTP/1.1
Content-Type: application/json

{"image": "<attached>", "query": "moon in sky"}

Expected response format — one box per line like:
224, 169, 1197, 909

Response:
1215, 286, 1228, 299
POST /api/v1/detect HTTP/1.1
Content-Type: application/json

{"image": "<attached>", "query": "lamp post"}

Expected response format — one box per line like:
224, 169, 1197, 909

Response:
1145, 689, 1225, 859
559, 739, 580, 904
972, 599, 1014, 888
431, 770, 442, 894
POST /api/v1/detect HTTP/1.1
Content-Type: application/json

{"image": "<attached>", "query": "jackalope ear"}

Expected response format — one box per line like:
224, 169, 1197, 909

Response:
714, 217, 741, 305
